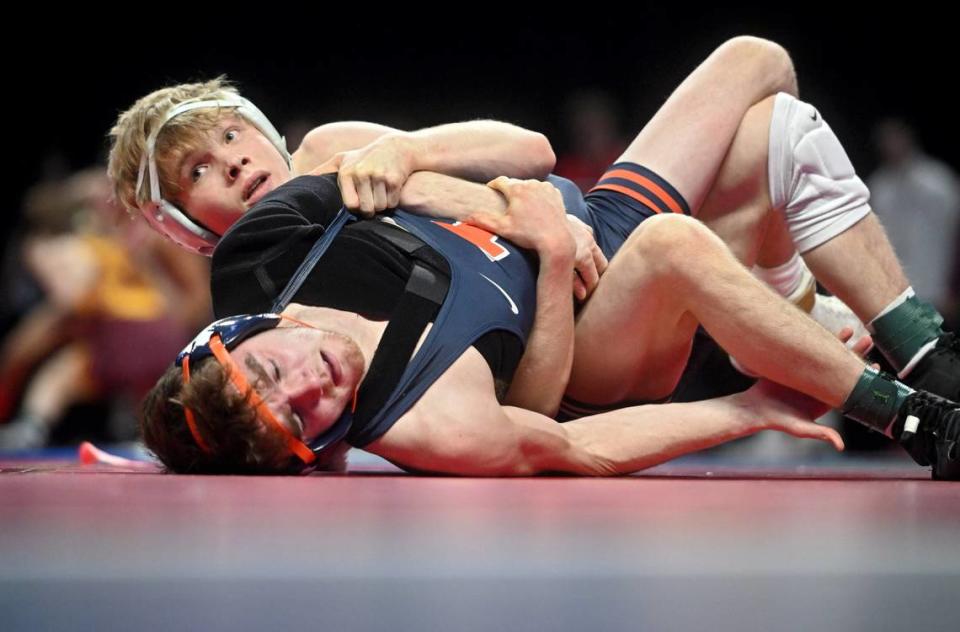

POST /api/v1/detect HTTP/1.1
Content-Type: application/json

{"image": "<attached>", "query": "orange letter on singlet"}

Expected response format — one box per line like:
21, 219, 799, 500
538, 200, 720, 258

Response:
433, 221, 510, 262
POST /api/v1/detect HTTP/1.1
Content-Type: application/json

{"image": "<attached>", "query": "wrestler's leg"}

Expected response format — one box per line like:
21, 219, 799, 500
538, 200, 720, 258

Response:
694, 96, 864, 339
613, 36, 797, 213
694, 91, 952, 388
803, 215, 909, 318
568, 214, 862, 407
689, 95, 896, 303
693, 96, 778, 266
592, 40, 851, 344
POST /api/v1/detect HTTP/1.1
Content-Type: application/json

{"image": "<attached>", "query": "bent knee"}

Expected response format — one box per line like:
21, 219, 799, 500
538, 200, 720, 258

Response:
624, 215, 718, 265
714, 36, 795, 93
717, 35, 790, 63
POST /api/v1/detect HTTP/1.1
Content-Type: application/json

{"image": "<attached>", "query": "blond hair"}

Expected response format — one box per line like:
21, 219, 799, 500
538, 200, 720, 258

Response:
107, 77, 240, 215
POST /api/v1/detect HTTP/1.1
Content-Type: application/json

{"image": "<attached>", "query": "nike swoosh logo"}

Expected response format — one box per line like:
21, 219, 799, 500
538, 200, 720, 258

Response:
810, 110, 818, 121
480, 273, 519, 315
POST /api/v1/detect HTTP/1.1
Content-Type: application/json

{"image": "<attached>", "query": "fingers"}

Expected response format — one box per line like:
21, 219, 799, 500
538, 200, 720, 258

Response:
578, 242, 608, 300
567, 214, 594, 235
487, 176, 562, 204
567, 218, 607, 300
313, 154, 342, 175
373, 181, 388, 212
464, 212, 505, 235
574, 256, 598, 301
786, 420, 846, 452
345, 173, 400, 215
336, 168, 361, 212
386, 178, 403, 208
850, 334, 874, 358
340, 176, 361, 213
329, 143, 409, 215
486, 175, 517, 196
836, 325, 874, 358
836, 326, 854, 344
593, 241, 608, 276
822, 425, 845, 452
355, 178, 376, 217
573, 273, 587, 302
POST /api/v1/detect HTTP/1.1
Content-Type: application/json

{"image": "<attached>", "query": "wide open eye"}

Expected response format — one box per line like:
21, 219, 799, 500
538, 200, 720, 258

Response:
190, 164, 208, 183
225, 128, 239, 143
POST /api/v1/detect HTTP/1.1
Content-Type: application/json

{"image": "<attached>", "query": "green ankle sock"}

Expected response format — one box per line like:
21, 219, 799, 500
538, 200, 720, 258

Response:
871, 295, 943, 371
841, 366, 914, 436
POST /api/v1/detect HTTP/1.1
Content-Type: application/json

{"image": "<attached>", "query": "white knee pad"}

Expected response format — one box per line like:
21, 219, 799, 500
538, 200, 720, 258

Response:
768, 92, 871, 253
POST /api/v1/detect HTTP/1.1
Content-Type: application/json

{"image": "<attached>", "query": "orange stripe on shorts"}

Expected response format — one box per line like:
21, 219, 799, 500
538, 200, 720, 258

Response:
589, 183, 664, 214
594, 169, 685, 214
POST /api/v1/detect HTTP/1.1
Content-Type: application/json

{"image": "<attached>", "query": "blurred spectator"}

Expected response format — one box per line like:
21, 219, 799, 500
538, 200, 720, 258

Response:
868, 118, 960, 318
0, 169, 210, 450
554, 90, 629, 192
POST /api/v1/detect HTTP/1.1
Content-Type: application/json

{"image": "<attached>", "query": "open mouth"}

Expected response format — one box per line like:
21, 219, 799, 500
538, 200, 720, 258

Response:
243, 173, 269, 202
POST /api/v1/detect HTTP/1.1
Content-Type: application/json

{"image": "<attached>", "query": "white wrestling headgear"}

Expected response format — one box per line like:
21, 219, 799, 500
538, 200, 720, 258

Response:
135, 95, 292, 256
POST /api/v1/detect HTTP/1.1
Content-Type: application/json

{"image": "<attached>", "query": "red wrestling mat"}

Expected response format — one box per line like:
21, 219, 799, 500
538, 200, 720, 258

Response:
2, 449, 957, 632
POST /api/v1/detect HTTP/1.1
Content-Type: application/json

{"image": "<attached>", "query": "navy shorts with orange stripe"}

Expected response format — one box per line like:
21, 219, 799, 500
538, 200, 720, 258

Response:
548, 163, 691, 421
557, 162, 691, 261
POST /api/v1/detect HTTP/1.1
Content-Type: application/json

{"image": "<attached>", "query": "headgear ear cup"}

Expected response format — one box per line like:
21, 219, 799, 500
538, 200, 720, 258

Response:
141, 199, 220, 256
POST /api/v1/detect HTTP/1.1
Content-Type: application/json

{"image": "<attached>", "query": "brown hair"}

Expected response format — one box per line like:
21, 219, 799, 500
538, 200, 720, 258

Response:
141, 357, 349, 475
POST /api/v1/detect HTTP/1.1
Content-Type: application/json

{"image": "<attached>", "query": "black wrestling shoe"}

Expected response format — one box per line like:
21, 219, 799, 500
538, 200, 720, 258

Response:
904, 332, 960, 401
895, 390, 960, 480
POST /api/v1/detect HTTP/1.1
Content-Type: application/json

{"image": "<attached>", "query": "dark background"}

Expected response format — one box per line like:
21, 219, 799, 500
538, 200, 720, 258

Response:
9, 10, 955, 209
1, 9, 956, 449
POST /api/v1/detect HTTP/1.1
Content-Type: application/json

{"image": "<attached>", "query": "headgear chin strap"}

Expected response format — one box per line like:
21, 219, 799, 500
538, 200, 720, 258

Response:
176, 314, 356, 471
136, 95, 292, 256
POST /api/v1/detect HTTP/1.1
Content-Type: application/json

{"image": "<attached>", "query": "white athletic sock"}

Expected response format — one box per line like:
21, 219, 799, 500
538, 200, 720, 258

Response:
754, 253, 816, 312
753, 252, 807, 298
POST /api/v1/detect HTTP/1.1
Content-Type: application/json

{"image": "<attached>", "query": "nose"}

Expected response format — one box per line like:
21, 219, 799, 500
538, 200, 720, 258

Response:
288, 382, 324, 412
284, 366, 329, 409
227, 156, 250, 181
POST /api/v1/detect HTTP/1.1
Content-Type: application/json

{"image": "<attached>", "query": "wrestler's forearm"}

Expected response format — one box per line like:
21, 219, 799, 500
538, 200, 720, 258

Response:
405, 120, 555, 181
293, 121, 399, 174
504, 248, 575, 416
399, 172, 508, 221
296, 120, 555, 180
548, 395, 758, 475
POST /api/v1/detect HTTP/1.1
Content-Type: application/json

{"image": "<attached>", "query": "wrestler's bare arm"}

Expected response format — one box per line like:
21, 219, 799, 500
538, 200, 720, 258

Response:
399, 173, 606, 301
292, 121, 398, 174
463, 178, 576, 417
366, 348, 842, 477
295, 120, 555, 214
399, 172, 507, 221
